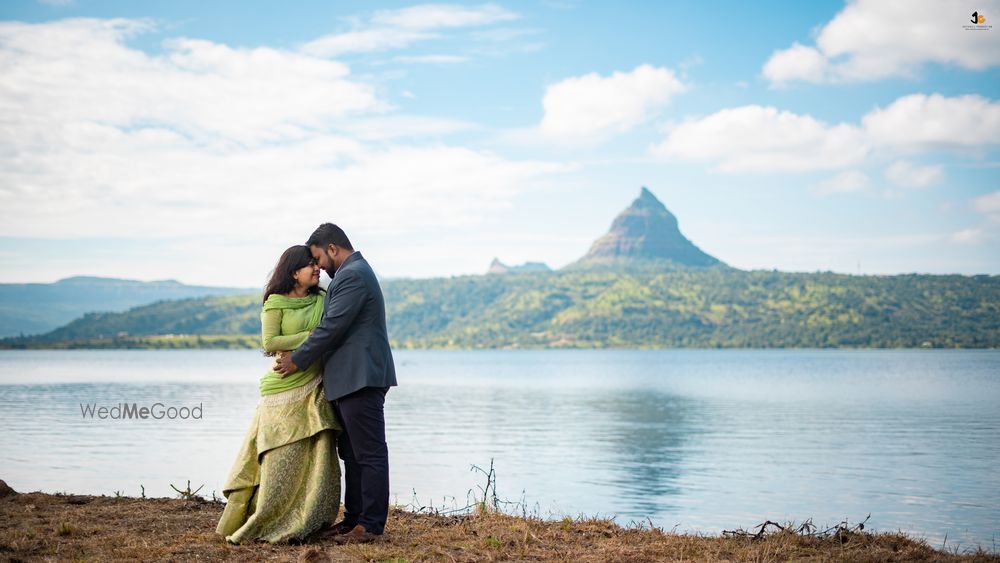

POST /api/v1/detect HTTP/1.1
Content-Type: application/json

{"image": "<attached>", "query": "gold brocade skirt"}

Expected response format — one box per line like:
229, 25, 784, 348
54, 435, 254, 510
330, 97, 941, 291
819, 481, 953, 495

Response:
215, 376, 342, 544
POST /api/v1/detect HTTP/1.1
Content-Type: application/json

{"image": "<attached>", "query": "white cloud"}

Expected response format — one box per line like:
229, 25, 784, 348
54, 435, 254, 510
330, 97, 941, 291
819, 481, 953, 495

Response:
949, 228, 990, 245
301, 28, 436, 57
762, 42, 829, 84
763, 0, 1000, 85
0, 19, 381, 145
0, 18, 573, 242
335, 115, 477, 140
863, 94, 1000, 148
884, 160, 944, 187
815, 170, 871, 195
371, 3, 518, 29
316, 146, 574, 234
974, 191, 1000, 223
301, 3, 518, 57
540, 64, 687, 138
652, 93, 1000, 173
0, 130, 572, 240
652, 105, 868, 172
471, 27, 540, 42
716, 231, 968, 274
944, 191, 1000, 247
393, 54, 469, 64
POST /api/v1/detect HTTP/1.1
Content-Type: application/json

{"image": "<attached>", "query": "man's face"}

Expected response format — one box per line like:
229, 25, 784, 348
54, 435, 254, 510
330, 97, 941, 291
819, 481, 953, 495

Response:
309, 244, 336, 276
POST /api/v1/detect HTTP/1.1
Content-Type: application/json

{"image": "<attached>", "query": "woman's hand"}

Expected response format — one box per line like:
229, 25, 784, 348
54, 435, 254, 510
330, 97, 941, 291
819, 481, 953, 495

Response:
275, 351, 299, 378
272, 352, 291, 377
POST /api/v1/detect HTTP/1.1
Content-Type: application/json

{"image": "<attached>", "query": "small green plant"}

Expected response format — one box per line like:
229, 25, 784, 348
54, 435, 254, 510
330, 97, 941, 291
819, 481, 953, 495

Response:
485, 535, 502, 548
169, 480, 204, 500
470, 459, 499, 513
56, 522, 74, 536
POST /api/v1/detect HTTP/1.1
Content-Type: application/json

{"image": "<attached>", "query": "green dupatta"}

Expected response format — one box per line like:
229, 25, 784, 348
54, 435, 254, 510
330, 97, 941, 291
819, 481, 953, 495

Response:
258, 292, 325, 396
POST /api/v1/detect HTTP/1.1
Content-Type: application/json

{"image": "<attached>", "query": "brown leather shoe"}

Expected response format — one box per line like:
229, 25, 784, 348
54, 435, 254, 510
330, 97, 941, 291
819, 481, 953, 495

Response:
333, 524, 381, 544
327, 520, 357, 535
311, 520, 355, 540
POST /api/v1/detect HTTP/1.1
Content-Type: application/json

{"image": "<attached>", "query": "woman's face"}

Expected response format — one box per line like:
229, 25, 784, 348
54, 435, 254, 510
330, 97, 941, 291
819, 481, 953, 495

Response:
293, 260, 320, 289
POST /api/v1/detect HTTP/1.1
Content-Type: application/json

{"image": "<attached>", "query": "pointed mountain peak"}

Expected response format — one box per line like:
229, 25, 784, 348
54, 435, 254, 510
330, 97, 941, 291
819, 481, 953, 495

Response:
569, 186, 724, 269
635, 186, 666, 210
488, 258, 509, 274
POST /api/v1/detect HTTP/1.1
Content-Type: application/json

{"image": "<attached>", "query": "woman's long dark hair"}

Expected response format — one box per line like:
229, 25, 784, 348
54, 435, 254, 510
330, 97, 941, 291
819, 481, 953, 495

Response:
263, 245, 321, 304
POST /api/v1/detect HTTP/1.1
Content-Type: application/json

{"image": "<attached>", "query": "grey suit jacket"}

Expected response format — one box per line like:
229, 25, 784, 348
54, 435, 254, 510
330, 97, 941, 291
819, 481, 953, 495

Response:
291, 252, 397, 400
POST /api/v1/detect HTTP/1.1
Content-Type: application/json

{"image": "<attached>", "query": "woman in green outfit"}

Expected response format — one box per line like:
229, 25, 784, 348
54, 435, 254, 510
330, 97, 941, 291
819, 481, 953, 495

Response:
216, 245, 342, 543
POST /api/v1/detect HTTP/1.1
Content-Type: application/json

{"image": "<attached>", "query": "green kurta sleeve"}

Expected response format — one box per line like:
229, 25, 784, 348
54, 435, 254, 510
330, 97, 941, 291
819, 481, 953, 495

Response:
261, 309, 311, 353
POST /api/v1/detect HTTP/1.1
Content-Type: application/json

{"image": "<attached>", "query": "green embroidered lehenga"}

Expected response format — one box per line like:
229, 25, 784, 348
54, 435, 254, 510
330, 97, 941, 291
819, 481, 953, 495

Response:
215, 292, 341, 544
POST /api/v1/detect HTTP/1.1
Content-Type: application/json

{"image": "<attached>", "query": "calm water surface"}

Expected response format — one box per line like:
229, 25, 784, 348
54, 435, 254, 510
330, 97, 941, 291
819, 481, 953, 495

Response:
0, 349, 997, 548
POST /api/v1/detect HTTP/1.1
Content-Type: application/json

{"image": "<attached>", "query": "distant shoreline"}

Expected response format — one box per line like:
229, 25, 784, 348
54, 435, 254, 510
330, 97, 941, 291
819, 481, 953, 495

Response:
0, 335, 995, 351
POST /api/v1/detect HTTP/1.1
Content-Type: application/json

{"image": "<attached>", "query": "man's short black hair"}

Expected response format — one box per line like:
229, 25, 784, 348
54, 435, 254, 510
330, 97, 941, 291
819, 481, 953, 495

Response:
306, 223, 354, 251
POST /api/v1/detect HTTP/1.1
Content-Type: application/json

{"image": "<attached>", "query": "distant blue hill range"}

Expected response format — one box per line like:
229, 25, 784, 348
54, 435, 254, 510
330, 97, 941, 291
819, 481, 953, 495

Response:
0, 276, 256, 338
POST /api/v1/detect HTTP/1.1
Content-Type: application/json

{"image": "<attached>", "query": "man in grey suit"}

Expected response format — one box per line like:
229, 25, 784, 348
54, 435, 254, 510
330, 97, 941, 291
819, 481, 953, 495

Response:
275, 223, 397, 544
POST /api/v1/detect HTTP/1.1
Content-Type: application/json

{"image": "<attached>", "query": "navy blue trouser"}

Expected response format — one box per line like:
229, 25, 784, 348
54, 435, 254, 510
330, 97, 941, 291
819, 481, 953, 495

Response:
333, 386, 389, 535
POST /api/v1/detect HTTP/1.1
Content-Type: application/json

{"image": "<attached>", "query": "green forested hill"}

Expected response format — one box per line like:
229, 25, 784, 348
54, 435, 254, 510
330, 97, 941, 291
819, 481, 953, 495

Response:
384, 269, 999, 348
4, 269, 998, 349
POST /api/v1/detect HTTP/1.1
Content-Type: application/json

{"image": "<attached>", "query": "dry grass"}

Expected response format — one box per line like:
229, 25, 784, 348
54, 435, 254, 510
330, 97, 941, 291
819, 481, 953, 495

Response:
0, 483, 996, 562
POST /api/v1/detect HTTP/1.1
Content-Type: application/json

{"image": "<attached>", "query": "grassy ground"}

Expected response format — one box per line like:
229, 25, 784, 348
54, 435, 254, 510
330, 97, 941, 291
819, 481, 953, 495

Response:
0, 481, 995, 562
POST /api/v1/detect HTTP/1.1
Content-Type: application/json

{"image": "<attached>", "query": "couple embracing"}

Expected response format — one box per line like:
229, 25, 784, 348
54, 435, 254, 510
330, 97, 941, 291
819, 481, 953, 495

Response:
215, 223, 397, 544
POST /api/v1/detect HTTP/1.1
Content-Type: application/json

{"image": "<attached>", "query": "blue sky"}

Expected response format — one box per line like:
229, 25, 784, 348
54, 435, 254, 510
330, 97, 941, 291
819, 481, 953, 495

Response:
1, 0, 998, 285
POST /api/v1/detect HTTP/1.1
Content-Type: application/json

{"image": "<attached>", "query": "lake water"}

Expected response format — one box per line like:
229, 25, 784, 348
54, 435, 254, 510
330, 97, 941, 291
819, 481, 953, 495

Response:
0, 349, 997, 548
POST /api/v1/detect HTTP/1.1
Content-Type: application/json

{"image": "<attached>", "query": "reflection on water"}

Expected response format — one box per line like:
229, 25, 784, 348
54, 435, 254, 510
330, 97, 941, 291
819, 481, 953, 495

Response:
588, 391, 695, 517
0, 349, 998, 548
